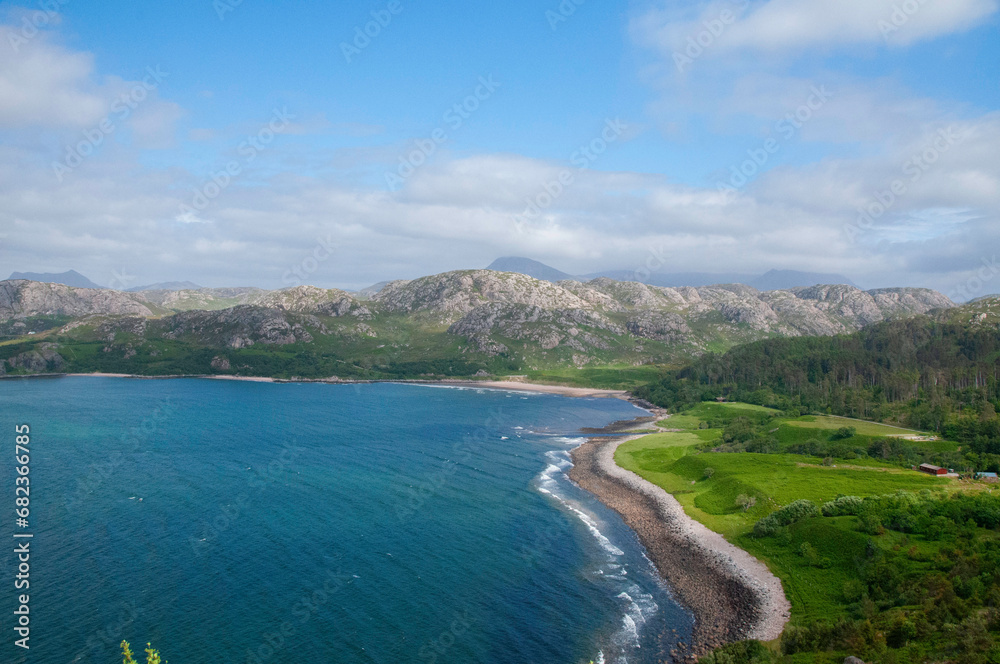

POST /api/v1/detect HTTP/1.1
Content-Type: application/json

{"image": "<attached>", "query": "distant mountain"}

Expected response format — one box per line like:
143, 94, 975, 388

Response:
8, 270, 104, 289
487, 257, 574, 283
749, 270, 857, 291
355, 281, 392, 299
127, 281, 202, 292
490, 257, 857, 291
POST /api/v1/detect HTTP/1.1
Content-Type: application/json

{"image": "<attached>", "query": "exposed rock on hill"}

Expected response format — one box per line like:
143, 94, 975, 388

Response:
0, 280, 155, 320
374, 270, 592, 318
0, 272, 959, 377
625, 311, 693, 342
448, 303, 623, 355
158, 306, 314, 348
246, 286, 372, 319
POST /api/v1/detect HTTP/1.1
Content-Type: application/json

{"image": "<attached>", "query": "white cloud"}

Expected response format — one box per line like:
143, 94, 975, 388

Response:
0, 24, 181, 148
0, 25, 107, 128
634, 0, 998, 60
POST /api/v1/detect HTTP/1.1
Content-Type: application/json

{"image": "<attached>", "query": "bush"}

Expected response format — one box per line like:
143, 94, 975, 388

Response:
703, 467, 716, 479
832, 426, 858, 440
736, 494, 758, 512
753, 499, 819, 537
701, 640, 775, 664
822, 495, 864, 516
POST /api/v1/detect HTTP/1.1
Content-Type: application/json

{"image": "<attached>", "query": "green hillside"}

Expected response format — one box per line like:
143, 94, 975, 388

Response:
618, 402, 1000, 664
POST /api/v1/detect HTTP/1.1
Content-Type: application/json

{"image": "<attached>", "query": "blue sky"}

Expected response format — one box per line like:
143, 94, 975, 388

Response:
1, 0, 998, 298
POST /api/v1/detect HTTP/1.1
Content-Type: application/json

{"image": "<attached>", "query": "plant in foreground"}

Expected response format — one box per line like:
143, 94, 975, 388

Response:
121, 641, 164, 664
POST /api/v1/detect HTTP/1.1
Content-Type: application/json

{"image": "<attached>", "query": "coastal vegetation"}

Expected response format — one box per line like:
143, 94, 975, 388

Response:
617, 401, 1000, 663
636, 315, 1000, 458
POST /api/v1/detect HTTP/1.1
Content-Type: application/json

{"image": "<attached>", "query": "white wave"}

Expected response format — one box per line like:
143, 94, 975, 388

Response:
535, 451, 624, 557
533, 449, 663, 664
552, 436, 589, 446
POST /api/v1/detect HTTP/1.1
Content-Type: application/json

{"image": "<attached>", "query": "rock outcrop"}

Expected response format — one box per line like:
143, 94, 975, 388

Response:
158, 306, 314, 348
374, 270, 592, 318
0, 280, 155, 320
448, 303, 623, 355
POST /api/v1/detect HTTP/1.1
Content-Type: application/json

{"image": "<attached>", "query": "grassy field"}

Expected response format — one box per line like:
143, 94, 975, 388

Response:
615, 402, 965, 630
783, 414, 926, 437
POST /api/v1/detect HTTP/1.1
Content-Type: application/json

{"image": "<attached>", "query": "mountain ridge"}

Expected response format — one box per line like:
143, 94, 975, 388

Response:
0, 270, 956, 378
488, 256, 858, 290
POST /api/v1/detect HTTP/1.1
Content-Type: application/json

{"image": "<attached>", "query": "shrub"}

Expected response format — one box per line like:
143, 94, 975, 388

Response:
753, 499, 819, 537
736, 494, 758, 512
822, 495, 864, 516
703, 467, 716, 479
859, 513, 884, 535
832, 426, 858, 440
701, 640, 775, 664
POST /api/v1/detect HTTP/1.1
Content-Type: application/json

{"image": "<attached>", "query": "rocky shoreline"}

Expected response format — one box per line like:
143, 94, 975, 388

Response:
568, 422, 790, 660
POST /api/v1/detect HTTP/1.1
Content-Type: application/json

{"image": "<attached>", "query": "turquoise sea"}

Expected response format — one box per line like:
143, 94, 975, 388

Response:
0, 378, 692, 664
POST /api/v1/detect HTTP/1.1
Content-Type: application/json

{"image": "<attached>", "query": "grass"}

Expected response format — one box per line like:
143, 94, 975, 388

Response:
783, 414, 927, 437
615, 401, 960, 626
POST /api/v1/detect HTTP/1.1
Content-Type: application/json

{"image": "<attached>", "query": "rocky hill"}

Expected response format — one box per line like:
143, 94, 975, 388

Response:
373, 270, 592, 319
0, 280, 159, 320
0, 271, 958, 378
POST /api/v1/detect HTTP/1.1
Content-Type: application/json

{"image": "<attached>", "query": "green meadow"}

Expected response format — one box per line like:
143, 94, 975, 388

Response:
617, 402, 1000, 663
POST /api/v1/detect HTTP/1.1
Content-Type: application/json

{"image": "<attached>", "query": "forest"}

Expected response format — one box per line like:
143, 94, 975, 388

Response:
636, 318, 1000, 456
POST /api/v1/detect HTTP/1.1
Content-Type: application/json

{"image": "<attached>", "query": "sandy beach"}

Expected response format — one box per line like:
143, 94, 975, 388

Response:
24, 373, 626, 397
434, 379, 630, 399
568, 427, 790, 659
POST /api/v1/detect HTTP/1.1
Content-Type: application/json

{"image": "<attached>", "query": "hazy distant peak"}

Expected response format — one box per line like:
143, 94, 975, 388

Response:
486, 257, 574, 282
8, 270, 104, 289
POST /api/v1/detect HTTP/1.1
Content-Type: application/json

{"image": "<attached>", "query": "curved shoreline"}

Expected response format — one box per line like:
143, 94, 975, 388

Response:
7, 371, 790, 656
568, 430, 790, 659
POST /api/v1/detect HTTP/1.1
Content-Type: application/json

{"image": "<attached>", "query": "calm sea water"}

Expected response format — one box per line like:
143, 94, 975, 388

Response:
0, 378, 692, 664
